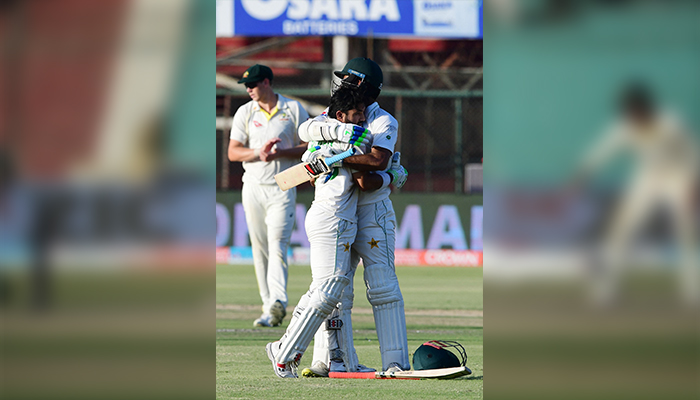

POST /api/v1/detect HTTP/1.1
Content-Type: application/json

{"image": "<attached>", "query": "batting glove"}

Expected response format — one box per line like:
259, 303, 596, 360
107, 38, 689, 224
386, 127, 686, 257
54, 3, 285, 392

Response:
335, 124, 371, 147
301, 145, 336, 175
386, 152, 408, 189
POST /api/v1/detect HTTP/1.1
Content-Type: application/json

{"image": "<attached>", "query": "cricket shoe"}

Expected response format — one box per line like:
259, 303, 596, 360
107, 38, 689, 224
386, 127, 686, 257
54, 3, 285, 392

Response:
254, 314, 273, 327
385, 362, 406, 374
330, 360, 376, 373
269, 300, 286, 327
265, 341, 298, 378
301, 361, 328, 378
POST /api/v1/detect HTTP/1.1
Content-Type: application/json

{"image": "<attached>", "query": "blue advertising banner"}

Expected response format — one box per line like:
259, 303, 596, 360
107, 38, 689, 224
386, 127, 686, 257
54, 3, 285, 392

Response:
216, 0, 482, 38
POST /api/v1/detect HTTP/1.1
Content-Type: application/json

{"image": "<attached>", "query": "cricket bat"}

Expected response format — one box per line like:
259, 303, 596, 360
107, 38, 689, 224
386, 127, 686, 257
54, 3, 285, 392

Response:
274, 147, 356, 191
329, 366, 471, 380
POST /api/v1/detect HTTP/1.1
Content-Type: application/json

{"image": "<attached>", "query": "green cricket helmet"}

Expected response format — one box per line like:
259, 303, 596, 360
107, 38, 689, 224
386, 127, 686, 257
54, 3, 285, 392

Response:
332, 57, 383, 100
412, 340, 468, 370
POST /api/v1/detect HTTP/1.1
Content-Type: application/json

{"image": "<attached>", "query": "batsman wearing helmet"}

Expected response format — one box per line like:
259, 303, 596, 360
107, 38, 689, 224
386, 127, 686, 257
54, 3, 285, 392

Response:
266, 86, 380, 378
298, 58, 410, 375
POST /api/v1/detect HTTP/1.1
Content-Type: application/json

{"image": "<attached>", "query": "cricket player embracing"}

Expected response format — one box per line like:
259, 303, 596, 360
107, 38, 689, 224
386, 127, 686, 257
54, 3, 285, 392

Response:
298, 58, 410, 376
266, 85, 387, 378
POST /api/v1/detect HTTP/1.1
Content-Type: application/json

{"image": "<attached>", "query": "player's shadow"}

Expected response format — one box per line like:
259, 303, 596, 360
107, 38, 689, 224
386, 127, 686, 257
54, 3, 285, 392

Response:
459, 375, 483, 380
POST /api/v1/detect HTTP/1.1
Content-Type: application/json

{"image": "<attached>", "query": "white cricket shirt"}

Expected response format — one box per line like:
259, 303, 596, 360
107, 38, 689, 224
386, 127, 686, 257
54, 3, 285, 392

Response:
230, 94, 309, 185
581, 110, 699, 182
357, 102, 398, 206
303, 119, 360, 222
298, 102, 398, 206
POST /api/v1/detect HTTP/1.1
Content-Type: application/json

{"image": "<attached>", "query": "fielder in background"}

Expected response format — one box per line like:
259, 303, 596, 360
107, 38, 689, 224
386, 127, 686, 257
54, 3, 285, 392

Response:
573, 82, 699, 305
228, 64, 310, 327
298, 58, 410, 374
265, 86, 376, 378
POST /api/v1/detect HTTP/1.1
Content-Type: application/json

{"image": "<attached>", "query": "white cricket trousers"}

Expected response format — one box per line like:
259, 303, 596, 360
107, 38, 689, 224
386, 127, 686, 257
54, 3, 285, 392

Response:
306, 205, 358, 286
598, 171, 698, 303
275, 206, 357, 364
242, 182, 296, 311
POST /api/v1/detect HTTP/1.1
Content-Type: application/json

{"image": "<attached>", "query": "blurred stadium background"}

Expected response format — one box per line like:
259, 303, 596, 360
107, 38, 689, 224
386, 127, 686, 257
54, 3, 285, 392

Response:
2, 1, 214, 399
485, 1, 699, 399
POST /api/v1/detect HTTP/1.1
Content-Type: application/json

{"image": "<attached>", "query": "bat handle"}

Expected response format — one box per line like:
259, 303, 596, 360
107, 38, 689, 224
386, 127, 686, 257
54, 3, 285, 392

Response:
324, 147, 356, 166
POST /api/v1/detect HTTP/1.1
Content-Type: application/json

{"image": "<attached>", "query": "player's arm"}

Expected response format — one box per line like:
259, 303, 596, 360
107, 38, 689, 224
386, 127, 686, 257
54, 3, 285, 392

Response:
228, 107, 260, 162
570, 123, 626, 185
343, 146, 392, 171
228, 139, 261, 162
353, 171, 382, 191
352, 152, 408, 191
344, 119, 397, 171
299, 118, 370, 147
260, 143, 308, 162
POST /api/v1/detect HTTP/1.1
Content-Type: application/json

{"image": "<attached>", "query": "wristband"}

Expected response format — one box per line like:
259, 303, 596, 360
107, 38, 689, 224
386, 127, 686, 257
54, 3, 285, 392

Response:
253, 148, 261, 159
377, 171, 391, 189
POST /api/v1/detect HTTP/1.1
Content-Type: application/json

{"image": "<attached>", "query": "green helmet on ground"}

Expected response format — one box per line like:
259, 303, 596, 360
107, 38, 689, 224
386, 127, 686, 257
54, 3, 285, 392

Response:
412, 340, 468, 370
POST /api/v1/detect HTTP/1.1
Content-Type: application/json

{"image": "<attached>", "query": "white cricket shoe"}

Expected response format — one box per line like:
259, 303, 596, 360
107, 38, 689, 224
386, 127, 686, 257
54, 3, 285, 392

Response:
385, 362, 405, 374
265, 341, 298, 378
269, 300, 286, 327
254, 314, 273, 327
330, 360, 376, 373
301, 361, 329, 378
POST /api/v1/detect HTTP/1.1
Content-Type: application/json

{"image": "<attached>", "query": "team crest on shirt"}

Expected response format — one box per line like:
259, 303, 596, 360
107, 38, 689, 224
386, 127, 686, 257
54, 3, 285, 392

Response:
253, 121, 262, 128
279, 112, 290, 122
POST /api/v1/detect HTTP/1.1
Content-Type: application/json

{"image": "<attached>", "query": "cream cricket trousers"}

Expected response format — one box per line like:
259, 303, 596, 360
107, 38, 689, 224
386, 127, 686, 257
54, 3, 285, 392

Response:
242, 182, 296, 312
599, 171, 698, 302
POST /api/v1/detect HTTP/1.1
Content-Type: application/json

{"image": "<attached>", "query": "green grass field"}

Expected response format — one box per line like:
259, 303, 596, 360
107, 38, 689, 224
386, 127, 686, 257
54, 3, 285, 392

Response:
216, 264, 483, 399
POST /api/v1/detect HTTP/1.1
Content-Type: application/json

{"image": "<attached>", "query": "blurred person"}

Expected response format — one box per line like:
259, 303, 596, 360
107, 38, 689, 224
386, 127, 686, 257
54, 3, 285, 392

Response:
228, 64, 309, 327
573, 82, 700, 305
297, 58, 411, 374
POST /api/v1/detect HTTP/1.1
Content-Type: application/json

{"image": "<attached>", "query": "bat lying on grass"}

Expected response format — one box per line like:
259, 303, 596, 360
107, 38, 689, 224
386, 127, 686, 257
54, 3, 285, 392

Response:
329, 366, 472, 380
274, 147, 356, 191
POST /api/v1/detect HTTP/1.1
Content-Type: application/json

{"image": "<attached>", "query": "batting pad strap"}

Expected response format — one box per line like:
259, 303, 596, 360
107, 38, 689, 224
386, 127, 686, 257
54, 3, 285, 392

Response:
326, 317, 343, 330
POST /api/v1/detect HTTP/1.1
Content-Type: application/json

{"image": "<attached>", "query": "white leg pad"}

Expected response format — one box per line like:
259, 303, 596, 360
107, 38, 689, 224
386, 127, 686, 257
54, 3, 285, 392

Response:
311, 291, 359, 371
364, 264, 409, 371
277, 275, 350, 365
372, 300, 409, 370
312, 323, 330, 366
337, 303, 359, 372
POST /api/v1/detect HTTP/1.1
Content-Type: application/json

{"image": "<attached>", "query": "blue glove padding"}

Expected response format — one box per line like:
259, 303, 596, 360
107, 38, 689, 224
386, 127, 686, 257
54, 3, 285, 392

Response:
335, 123, 370, 147
348, 126, 370, 147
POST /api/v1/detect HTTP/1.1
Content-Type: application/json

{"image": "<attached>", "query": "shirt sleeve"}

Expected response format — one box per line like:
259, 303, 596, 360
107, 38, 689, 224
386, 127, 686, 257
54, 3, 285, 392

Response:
369, 115, 398, 153
579, 121, 627, 176
229, 105, 250, 145
294, 102, 310, 145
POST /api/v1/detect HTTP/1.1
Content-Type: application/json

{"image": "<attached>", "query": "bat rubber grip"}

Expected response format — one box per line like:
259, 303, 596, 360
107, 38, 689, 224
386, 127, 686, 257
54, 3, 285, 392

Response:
324, 147, 356, 166
328, 371, 377, 379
